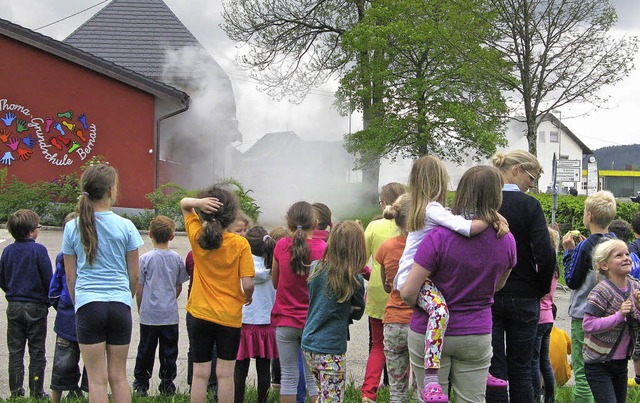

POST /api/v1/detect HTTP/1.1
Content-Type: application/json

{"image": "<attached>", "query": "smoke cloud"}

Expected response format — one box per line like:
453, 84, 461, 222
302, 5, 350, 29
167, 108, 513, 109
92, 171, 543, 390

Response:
159, 46, 370, 227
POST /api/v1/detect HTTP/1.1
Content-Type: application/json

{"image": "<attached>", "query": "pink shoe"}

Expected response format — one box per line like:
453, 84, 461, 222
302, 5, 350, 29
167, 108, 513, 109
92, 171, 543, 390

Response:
487, 373, 508, 388
420, 382, 448, 402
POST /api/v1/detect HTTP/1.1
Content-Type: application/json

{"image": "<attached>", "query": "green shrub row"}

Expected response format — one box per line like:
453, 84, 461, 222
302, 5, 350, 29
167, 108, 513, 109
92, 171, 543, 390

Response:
2, 163, 639, 234
0, 166, 260, 231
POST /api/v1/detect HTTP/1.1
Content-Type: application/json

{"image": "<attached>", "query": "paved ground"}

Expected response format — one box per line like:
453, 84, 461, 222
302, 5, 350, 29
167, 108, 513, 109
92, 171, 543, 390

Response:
0, 227, 612, 399
0, 227, 375, 399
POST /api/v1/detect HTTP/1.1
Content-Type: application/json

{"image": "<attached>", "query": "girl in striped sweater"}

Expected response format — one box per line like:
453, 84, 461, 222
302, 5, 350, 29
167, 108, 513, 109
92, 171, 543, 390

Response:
583, 239, 640, 403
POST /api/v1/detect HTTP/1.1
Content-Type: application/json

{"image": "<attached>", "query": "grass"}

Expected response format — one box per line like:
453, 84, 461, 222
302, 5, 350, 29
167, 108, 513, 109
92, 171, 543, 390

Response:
7, 384, 640, 402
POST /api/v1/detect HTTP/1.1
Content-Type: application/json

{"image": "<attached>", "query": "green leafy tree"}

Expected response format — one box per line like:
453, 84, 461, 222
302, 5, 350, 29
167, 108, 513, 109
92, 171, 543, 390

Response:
487, 0, 638, 155
338, 0, 511, 163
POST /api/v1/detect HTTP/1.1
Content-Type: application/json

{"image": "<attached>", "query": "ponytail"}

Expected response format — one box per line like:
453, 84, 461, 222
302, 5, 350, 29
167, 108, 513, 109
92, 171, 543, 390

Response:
196, 186, 239, 250
77, 194, 98, 265
290, 227, 311, 275
76, 164, 117, 265
198, 219, 224, 250
246, 226, 277, 270
285, 201, 316, 276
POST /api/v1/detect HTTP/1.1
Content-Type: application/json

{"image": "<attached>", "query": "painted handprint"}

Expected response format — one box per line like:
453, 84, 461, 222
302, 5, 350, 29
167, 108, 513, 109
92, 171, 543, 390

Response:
0, 128, 10, 143
17, 148, 32, 161
6, 137, 19, 151
1, 113, 16, 127
22, 135, 35, 149
1, 151, 14, 166
15, 119, 27, 133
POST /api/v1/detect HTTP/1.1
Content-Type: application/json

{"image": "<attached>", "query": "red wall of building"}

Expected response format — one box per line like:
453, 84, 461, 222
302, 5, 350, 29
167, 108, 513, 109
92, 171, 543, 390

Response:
0, 35, 156, 208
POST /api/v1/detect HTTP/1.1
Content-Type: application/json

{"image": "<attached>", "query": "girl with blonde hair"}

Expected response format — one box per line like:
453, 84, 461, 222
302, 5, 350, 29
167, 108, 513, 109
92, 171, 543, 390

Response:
302, 221, 366, 402
583, 239, 640, 402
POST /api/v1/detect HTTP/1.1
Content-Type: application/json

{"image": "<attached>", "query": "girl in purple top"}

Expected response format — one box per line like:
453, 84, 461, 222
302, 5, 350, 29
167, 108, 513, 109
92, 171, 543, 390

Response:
271, 201, 326, 403
401, 166, 517, 402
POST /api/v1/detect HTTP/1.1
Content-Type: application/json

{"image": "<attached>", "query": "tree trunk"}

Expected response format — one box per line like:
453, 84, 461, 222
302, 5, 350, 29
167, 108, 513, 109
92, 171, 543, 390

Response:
356, 0, 380, 204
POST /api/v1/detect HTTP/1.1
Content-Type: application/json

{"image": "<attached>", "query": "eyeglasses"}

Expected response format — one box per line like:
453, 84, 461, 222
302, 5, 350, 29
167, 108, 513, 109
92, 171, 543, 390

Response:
523, 168, 538, 181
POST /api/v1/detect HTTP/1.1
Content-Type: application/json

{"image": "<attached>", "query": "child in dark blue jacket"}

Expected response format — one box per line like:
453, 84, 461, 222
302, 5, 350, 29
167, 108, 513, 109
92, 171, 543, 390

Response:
0, 209, 52, 398
48, 212, 88, 403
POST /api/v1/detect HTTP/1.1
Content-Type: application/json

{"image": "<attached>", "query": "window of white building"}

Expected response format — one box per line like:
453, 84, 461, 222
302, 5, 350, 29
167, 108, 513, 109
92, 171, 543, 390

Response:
538, 131, 546, 143
550, 131, 559, 143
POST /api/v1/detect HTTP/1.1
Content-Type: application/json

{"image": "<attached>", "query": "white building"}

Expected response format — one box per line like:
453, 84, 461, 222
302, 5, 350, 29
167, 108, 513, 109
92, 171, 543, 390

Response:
379, 113, 593, 194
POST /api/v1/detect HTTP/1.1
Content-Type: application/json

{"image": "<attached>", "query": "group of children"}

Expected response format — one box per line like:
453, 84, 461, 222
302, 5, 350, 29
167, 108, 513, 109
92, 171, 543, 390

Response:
0, 163, 369, 403
5, 157, 640, 403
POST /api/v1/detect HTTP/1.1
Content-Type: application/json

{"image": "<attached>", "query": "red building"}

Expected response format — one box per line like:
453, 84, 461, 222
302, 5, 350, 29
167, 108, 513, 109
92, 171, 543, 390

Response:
0, 18, 189, 208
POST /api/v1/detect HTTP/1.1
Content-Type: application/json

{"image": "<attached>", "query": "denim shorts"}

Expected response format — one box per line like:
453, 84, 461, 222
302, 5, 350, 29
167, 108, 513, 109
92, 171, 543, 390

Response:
187, 313, 240, 361
76, 302, 132, 345
50, 336, 86, 391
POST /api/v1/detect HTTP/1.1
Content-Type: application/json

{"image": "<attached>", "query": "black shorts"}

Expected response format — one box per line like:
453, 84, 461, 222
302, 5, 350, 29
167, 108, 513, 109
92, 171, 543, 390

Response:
187, 313, 240, 361
76, 302, 132, 345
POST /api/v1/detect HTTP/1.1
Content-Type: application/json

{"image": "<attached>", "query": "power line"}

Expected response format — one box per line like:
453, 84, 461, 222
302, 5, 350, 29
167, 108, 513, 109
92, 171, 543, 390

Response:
35, 0, 110, 31
226, 72, 336, 97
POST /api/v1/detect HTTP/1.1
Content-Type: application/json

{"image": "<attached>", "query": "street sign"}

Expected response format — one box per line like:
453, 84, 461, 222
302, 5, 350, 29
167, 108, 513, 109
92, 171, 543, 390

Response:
556, 159, 581, 182
557, 159, 581, 168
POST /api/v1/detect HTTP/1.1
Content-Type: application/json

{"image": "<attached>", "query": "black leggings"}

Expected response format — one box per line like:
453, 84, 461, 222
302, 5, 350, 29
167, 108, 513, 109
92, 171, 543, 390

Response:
234, 357, 271, 403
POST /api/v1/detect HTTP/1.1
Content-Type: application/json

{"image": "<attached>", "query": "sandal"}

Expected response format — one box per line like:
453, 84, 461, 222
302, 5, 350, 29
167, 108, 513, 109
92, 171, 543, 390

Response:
420, 382, 448, 402
487, 373, 508, 388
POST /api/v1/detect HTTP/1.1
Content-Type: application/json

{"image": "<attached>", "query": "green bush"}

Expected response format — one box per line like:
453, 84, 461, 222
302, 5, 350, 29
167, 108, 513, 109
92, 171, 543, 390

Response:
120, 179, 261, 230
532, 193, 640, 234
219, 178, 261, 223
0, 169, 53, 223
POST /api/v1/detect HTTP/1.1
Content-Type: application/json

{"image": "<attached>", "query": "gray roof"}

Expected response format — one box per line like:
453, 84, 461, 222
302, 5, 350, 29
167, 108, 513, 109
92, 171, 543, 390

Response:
64, 0, 224, 84
0, 17, 188, 105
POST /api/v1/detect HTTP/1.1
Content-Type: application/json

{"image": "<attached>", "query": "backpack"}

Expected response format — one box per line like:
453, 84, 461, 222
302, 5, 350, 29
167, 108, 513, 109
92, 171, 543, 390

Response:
630, 251, 640, 280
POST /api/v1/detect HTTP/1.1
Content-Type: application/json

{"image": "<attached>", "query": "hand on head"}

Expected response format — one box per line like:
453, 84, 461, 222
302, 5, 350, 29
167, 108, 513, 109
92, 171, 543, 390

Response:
198, 197, 222, 214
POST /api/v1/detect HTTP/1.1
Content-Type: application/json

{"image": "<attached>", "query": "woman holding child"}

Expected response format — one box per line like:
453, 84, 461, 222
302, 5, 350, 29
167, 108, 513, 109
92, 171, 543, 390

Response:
401, 165, 516, 401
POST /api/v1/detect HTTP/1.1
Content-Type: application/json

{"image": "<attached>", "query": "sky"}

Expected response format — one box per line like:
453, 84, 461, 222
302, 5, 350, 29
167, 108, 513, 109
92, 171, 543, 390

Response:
2, 0, 640, 151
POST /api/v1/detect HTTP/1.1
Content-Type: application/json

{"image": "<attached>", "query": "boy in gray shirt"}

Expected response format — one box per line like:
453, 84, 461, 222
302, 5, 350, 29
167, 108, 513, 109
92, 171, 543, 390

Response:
132, 216, 189, 396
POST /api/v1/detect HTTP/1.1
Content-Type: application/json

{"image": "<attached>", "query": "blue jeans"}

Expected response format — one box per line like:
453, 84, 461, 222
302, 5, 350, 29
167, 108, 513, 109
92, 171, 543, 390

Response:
532, 322, 554, 403
584, 359, 627, 403
50, 336, 88, 392
487, 295, 539, 403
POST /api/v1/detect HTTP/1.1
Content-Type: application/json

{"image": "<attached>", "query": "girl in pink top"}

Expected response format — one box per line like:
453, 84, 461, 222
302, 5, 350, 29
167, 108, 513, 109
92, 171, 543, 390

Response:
532, 227, 560, 403
271, 201, 327, 403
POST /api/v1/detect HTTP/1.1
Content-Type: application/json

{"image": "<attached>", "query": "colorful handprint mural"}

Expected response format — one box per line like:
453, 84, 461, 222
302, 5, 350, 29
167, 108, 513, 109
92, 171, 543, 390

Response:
0, 99, 98, 167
